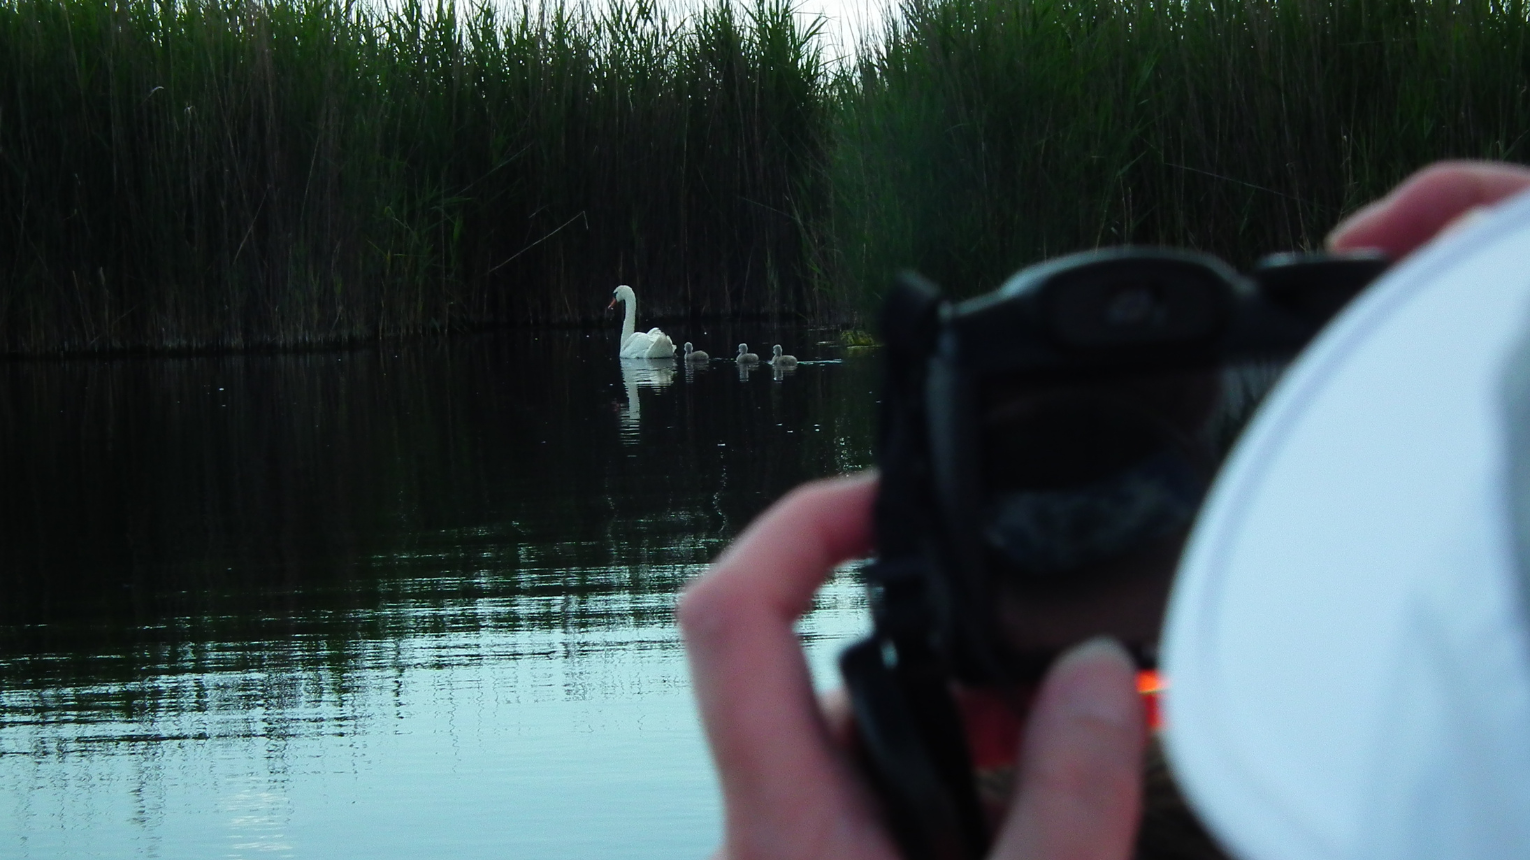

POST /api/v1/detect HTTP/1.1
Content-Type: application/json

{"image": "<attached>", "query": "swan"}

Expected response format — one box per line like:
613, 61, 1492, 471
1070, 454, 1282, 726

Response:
608, 285, 675, 359
735, 343, 759, 364
770, 345, 798, 367
684, 342, 709, 363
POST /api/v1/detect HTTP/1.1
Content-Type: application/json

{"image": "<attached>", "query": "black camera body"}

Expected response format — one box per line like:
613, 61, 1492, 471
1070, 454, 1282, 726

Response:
840, 247, 1390, 860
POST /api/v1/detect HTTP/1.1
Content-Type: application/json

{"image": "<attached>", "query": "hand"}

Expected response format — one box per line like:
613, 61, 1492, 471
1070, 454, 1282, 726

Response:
1327, 160, 1530, 257
679, 474, 1147, 860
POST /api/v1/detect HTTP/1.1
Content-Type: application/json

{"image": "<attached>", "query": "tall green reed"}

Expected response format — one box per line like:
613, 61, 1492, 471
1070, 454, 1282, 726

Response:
830, 0, 1530, 308
6, 0, 1530, 353
0, 0, 830, 353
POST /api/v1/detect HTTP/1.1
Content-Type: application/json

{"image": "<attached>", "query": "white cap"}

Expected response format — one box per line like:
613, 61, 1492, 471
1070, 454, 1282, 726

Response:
1161, 190, 1530, 860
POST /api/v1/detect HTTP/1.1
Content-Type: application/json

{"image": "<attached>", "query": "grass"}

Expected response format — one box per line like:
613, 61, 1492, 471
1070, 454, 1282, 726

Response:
0, 0, 830, 353
829, 0, 1530, 307
2, 0, 1530, 353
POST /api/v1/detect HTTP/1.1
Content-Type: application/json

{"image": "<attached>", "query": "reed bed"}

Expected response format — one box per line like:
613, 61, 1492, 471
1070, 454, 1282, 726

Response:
831, 0, 1530, 305
3, 0, 1530, 353
0, 0, 829, 353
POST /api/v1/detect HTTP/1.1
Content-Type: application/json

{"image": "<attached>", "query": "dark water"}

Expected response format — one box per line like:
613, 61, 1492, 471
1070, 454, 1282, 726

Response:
0, 329, 878, 859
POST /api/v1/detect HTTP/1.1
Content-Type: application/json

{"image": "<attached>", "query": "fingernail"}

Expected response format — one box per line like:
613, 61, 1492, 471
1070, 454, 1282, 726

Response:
1050, 637, 1138, 729
1325, 199, 1382, 249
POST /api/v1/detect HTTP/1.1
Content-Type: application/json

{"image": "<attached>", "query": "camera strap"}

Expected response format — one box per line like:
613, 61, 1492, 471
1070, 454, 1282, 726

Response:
841, 273, 989, 860
842, 603, 988, 860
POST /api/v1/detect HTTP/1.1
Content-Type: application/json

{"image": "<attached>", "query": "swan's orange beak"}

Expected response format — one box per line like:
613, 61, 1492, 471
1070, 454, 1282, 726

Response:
607, 297, 618, 310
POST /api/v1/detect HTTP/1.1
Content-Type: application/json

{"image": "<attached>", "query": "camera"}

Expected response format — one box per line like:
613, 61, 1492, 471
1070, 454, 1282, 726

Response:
839, 247, 1390, 860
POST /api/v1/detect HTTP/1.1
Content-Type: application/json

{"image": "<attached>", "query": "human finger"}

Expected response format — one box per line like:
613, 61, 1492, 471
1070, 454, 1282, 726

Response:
990, 638, 1146, 860
1327, 160, 1530, 257
679, 473, 892, 859
820, 686, 856, 750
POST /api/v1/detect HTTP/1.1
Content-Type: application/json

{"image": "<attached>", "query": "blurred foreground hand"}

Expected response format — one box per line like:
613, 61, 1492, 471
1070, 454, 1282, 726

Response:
679, 474, 1145, 860
1327, 160, 1530, 257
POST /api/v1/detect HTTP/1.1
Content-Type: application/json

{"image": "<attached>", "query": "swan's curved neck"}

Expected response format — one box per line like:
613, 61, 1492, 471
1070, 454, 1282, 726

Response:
621, 294, 637, 342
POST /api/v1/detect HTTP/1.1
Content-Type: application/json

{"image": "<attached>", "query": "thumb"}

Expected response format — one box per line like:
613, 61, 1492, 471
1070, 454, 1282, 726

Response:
990, 638, 1146, 860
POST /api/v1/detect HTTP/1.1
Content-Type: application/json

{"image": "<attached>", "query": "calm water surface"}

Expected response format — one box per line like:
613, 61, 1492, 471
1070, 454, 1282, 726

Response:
0, 329, 879, 859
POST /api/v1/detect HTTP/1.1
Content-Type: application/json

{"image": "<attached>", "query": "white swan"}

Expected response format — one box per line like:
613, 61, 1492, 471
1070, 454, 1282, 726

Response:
684, 342, 709, 363
608, 285, 675, 359
770, 344, 797, 367
735, 343, 759, 364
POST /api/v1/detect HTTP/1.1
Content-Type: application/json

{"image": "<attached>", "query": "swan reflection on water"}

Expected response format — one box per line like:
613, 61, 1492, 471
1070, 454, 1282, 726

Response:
618, 358, 675, 441
683, 351, 711, 383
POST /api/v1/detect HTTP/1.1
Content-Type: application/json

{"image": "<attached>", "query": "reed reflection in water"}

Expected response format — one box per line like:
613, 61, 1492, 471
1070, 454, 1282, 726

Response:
0, 329, 877, 859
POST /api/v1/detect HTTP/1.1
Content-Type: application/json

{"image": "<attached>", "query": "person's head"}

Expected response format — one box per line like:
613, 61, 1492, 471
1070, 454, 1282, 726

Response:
1162, 181, 1530, 860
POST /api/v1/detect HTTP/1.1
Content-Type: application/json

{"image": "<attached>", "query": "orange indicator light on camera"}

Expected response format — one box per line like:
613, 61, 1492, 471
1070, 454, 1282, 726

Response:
1137, 670, 1167, 731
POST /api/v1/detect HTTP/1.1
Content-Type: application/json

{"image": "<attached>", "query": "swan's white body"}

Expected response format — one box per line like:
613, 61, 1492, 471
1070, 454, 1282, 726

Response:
609, 285, 675, 359
735, 343, 759, 364
770, 344, 797, 367
684, 342, 709, 363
